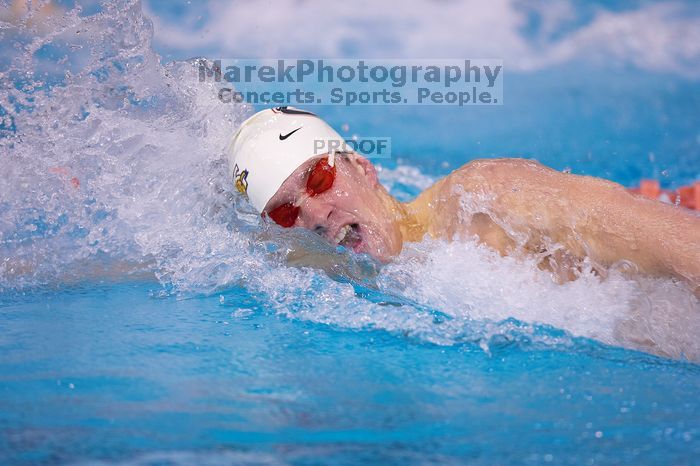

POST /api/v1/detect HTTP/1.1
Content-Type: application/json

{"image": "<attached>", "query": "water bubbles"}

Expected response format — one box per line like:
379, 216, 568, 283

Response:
1, 0, 249, 291
378, 237, 700, 360
231, 309, 254, 319
1, 0, 698, 365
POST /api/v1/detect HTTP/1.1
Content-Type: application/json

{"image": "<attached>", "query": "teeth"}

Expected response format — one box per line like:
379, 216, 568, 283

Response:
334, 225, 351, 244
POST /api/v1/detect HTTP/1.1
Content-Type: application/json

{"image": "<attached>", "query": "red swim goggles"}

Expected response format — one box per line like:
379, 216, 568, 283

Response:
265, 156, 336, 228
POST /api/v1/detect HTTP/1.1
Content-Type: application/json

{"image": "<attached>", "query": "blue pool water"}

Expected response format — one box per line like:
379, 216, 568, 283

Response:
1, 0, 700, 464
2, 283, 700, 465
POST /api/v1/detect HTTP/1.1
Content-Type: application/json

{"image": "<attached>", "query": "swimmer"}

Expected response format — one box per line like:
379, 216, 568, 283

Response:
227, 107, 700, 290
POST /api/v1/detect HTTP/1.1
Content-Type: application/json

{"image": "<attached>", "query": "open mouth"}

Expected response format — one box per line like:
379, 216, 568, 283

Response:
334, 223, 362, 251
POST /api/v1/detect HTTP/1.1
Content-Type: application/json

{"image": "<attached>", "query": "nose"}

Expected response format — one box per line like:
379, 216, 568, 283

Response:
297, 197, 333, 235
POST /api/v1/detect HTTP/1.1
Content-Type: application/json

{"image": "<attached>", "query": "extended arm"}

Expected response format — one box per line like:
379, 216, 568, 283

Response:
412, 158, 700, 288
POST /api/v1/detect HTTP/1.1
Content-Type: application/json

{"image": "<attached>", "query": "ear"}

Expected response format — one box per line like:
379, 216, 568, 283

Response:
348, 153, 379, 188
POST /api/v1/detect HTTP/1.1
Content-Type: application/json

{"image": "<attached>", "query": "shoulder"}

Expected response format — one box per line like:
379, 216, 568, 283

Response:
452, 158, 554, 182
412, 158, 541, 204
449, 158, 627, 195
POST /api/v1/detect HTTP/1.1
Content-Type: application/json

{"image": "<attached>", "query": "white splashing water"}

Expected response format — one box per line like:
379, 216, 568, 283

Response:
0, 1, 697, 361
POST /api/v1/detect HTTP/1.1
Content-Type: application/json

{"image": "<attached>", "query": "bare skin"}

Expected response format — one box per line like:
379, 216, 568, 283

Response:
265, 153, 700, 290
410, 158, 700, 286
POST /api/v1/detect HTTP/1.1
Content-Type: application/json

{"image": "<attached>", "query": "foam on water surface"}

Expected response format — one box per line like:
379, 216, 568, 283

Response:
0, 0, 698, 363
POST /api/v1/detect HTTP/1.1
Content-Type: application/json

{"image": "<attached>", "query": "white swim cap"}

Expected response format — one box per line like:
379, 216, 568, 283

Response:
225, 107, 344, 212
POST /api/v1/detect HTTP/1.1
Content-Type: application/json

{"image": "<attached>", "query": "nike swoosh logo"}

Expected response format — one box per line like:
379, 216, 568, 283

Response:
279, 127, 302, 140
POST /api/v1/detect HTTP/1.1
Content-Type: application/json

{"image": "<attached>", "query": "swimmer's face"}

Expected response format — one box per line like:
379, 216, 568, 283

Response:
264, 153, 403, 261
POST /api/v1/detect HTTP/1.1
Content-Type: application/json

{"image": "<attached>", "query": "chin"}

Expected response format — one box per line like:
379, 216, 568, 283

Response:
359, 233, 401, 263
